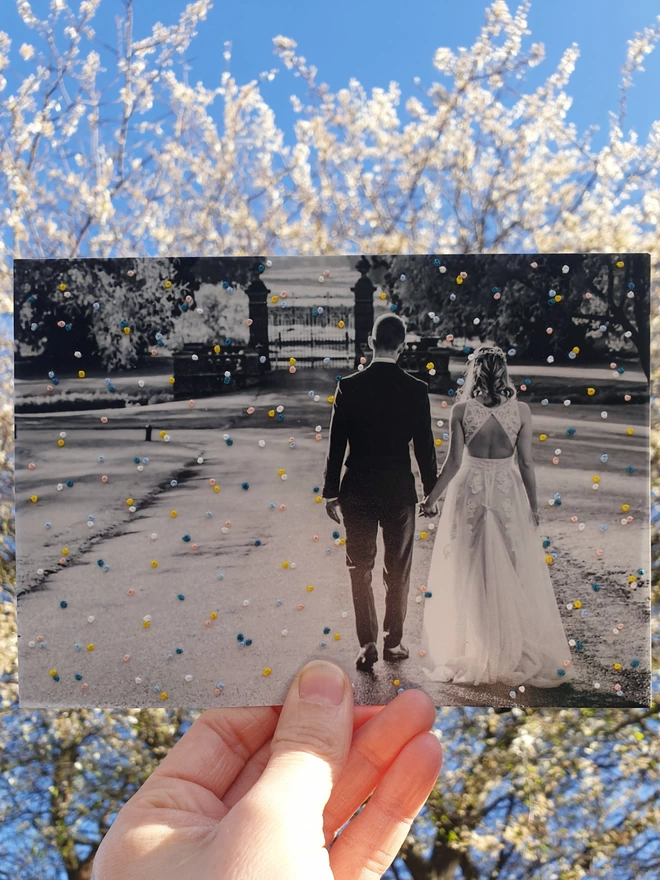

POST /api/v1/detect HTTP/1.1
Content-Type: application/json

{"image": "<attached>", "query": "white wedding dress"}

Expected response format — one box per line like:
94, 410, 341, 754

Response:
419, 397, 575, 688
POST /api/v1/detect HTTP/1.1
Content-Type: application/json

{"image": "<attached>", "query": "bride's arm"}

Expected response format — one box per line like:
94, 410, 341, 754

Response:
424, 402, 465, 508
516, 402, 539, 522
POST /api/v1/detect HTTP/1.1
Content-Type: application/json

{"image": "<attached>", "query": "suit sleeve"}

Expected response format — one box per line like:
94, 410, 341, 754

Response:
413, 385, 437, 496
322, 381, 349, 498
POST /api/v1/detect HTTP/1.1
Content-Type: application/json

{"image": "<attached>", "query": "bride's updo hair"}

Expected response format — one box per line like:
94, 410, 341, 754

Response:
458, 345, 517, 408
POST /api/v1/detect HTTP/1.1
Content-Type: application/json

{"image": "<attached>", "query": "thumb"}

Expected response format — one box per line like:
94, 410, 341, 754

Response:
253, 660, 353, 841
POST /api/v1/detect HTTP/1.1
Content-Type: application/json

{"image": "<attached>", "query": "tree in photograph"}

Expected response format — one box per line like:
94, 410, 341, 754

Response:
15, 256, 261, 370
378, 253, 650, 377
0, 1, 658, 878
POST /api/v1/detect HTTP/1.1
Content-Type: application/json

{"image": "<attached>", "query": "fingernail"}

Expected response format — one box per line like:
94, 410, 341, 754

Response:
299, 660, 346, 707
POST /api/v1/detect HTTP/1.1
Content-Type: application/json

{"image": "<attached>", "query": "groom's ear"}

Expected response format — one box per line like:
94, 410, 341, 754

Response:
368, 335, 374, 351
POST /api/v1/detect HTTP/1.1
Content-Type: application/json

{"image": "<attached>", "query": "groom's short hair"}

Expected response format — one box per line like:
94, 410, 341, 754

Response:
372, 314, 406, 351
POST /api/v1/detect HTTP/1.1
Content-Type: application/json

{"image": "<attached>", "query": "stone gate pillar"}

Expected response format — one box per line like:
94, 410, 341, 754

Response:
245, 274, 270, 367
351, 255, 375, 366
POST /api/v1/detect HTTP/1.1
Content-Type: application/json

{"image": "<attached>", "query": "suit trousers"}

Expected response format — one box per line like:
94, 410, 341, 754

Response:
341, 500, 416, 650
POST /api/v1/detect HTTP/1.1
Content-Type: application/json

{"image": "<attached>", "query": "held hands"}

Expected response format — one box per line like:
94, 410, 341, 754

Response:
419, 497, 439, 518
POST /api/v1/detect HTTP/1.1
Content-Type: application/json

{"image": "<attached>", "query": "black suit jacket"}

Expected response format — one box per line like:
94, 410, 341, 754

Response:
322, 361, 437, 508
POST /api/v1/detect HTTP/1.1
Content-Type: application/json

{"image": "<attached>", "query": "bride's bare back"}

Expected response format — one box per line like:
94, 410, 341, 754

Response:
457, 396, 525, 460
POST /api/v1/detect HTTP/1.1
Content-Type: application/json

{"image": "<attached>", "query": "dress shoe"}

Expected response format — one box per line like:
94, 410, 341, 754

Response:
383, 643, 409, 662
356, 641, 378, 672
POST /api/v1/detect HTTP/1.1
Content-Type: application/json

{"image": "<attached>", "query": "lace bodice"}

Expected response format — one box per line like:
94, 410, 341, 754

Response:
462, 396, 521, 447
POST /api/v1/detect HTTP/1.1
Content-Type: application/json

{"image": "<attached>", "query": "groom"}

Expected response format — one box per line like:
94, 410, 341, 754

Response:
322, 314, 438, 673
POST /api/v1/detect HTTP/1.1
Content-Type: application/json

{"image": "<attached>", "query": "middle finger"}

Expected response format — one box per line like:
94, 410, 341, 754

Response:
323, 688, 437, 844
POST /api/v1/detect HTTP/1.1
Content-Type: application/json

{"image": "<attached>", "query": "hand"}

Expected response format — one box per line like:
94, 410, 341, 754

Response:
531, 508, 540, 527
325, 498, 342, 523
419, 497, 439, 517
92, 660, 442, 880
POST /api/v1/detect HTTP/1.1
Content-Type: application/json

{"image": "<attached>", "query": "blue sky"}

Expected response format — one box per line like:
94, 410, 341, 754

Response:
2, 0, 660, 148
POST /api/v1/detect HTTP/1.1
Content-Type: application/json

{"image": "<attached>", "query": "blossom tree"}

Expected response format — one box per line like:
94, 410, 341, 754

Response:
0, 1, 658, 878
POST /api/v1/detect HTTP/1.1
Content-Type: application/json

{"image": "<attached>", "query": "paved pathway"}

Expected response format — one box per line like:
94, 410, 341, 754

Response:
16, 371, 650, 709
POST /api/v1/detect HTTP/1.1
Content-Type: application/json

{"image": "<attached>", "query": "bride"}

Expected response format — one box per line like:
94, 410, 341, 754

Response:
418, 345, 574, 688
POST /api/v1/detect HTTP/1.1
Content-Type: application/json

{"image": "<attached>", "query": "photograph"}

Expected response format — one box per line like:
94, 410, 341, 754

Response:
14, 253, 651, 709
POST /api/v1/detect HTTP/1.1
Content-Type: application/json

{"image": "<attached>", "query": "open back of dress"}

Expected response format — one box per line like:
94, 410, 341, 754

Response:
462, 396, 521, 457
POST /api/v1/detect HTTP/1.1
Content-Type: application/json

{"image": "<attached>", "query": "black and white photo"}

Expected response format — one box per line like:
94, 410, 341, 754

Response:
14, 253, 652, 709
